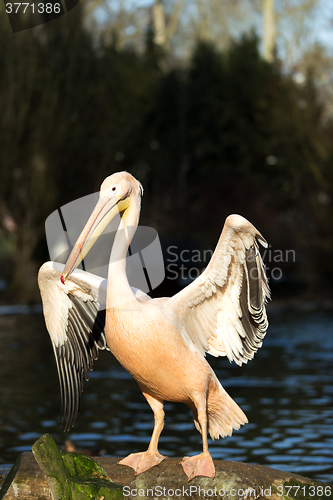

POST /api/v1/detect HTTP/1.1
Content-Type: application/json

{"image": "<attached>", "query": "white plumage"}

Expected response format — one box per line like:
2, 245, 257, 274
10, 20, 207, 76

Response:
38, 171, 270, 481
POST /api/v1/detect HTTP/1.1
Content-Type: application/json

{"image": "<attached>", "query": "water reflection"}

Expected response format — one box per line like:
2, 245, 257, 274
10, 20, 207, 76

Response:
0, 309, 332, 483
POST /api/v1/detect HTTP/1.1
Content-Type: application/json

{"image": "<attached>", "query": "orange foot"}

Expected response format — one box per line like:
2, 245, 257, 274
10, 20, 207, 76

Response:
118, 450, 166, 475
180, 452, 215, 481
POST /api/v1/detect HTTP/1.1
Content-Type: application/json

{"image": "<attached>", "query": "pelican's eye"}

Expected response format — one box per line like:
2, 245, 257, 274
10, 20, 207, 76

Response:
102, 184, 119, 198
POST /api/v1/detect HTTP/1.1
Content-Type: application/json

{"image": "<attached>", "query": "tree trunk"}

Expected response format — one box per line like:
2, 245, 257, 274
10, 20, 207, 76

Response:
152, 0, 167, 47
262, 0, 275, 62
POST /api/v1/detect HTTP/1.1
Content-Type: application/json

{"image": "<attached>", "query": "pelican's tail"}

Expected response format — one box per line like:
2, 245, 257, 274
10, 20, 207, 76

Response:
193, 376, 248, 440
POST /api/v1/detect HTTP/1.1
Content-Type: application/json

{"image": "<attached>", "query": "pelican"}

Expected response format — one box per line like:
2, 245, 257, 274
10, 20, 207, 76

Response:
38, 171, 269, 481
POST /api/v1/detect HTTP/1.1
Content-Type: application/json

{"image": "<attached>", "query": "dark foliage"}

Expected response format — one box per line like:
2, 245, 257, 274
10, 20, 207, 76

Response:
0, 12, 332, 302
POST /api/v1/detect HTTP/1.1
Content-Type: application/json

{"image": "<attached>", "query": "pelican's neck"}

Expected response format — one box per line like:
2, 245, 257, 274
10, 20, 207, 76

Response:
107, 195, 140, 307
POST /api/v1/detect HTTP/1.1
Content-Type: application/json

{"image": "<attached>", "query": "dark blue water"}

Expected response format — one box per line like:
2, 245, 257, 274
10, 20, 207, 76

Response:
0, 307, 332, 483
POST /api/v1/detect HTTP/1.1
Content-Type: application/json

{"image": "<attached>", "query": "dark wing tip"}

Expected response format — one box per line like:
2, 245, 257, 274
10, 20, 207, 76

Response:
236, 243, 270, 364
52, 296, 107, 432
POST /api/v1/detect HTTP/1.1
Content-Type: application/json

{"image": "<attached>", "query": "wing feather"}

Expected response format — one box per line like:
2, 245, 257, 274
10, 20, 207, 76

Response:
38, 261, 109, 431
168, 214, 270, 365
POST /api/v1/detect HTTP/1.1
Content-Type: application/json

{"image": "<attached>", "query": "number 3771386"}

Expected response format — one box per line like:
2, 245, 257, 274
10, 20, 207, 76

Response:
5, 2, 61, 13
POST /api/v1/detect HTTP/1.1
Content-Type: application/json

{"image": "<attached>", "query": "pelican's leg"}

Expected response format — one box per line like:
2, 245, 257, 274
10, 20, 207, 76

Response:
180, 406, 215, 481
118, 393, 166, 475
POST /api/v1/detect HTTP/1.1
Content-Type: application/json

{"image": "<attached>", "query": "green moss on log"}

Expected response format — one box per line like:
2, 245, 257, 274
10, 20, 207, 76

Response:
61, 451, 111, 481
32, 433, 69, 498
32, 434, 123, 500
69, 477, 123, 500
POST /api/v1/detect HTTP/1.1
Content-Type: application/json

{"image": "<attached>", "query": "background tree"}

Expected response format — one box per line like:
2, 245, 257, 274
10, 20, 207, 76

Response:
0, 0, 333, 302
262, 0, 275, 62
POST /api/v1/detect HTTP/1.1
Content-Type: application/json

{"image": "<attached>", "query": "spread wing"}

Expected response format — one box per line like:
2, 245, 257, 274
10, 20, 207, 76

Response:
168, 215, 270, 365
38, 261, 109, 431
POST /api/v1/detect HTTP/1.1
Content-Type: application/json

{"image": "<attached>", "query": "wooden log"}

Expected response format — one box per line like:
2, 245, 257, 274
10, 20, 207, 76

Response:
1, 434, 123, 500
1, 451, 330, 500
0, 467, 11, 491
32, 432, 69, 499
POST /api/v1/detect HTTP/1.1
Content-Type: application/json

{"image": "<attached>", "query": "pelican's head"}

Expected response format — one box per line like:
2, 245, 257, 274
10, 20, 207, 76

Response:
61, 171, 143, 284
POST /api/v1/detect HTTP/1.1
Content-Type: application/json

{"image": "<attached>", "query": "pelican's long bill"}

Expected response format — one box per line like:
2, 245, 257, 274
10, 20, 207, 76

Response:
61, 194, 130, 284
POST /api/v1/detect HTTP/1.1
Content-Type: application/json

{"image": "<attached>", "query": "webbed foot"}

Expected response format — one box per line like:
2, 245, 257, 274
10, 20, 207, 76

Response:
180, 452, 215, 481
118, 450, 166, 475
